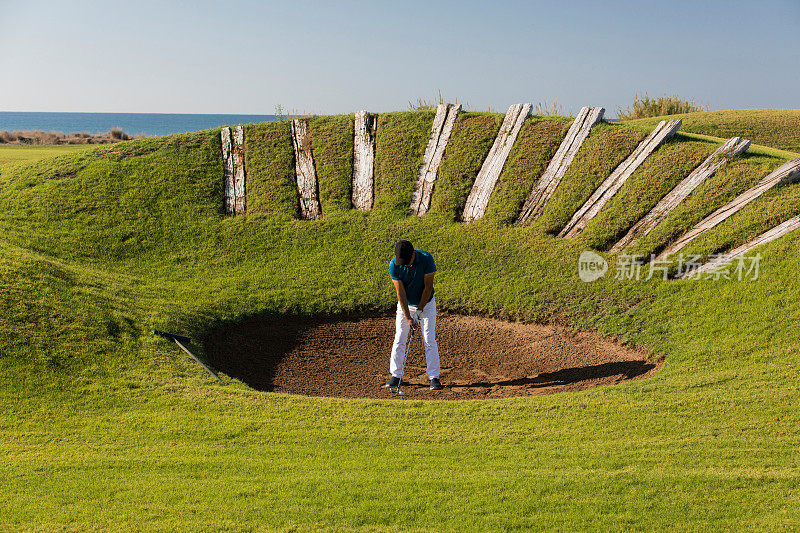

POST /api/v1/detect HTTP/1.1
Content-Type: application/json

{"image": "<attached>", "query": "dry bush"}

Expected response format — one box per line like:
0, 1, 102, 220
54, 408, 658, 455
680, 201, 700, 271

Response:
534, 101, 572, 117
409, 90, 470, 111
617, 93, 705, 120
0, 128, 140, 145
109, 127, 129, 140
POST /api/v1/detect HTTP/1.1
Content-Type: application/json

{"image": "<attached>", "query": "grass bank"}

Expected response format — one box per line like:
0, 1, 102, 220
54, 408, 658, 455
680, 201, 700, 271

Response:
2, 112, 800, 530
624, 109, 800, 154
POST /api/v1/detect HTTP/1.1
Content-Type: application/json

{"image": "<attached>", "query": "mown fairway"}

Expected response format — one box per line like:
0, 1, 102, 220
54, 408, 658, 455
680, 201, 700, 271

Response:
2, 112, 800, 530
624, 109, 800, 155
0, 144, 96, 171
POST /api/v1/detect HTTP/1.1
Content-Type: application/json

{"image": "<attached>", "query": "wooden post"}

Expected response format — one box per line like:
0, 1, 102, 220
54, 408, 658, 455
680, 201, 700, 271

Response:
352, 110, 376, 210
657, 158, 800, 260
516, 106, 604, 224
291, 119, 322, 220
410, 103, 461, 216
684, 214, 800, 278
221, 127, 235, 215
558, 119, 681, 238
461, 103, 532, 222
611, 136, 751, 253
222, 126, 247, 215
232, 125, 246, 215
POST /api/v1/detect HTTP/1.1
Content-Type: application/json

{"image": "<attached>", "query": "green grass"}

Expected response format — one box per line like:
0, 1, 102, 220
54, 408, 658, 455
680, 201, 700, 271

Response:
627, 146, 790, 260
428, 112, 503, 221
0, 143, 96, 171
308, 114, 354, 213
373, 111, 436, 218
243, 121, 298, 219
678, 177, 800, 262
624, 109, 800, 154
3, 111, 800, 530
483, 116, 572, 225
577, 134, 719, 250
535, 122, 648, 235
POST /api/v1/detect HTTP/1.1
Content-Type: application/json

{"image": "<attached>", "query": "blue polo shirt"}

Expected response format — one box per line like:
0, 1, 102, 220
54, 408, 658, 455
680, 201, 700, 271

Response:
389, 250, 436, 306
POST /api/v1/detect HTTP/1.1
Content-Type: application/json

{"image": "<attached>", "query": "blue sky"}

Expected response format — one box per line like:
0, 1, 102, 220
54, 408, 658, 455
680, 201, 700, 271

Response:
1, 0, 798, 116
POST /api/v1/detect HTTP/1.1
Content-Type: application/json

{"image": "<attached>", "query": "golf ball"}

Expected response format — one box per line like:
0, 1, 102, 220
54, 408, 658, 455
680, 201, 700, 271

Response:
398, 391, 404, 396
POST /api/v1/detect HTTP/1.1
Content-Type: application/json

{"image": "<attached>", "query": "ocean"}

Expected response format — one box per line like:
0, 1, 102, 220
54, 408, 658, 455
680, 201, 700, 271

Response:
0, 112, 279, 136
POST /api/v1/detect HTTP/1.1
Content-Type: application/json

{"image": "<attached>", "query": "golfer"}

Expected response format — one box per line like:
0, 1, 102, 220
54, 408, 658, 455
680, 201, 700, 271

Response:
384, 240, 442, 391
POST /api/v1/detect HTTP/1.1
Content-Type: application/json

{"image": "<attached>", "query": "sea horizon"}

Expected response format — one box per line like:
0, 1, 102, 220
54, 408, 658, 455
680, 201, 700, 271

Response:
0, 111, 280, 136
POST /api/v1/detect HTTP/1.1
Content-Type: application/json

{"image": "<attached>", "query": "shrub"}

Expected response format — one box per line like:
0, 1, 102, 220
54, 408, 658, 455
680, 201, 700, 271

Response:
408, 90, 469, 111
617, 93, 705, 120
109, 128, 129, 141
0, 129, 137, 145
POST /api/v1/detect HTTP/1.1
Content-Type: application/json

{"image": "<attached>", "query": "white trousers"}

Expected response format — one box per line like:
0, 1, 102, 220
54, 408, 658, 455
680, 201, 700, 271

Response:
390, 296, 440, 379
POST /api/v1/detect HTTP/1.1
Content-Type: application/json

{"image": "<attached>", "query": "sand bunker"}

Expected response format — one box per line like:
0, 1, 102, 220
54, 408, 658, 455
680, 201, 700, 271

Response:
202, 313, 659, 400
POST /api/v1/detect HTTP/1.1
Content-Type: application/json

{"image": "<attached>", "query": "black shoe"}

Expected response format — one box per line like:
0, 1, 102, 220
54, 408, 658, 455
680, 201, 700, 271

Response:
429, 378, 443, 391
384, 376, 401, 388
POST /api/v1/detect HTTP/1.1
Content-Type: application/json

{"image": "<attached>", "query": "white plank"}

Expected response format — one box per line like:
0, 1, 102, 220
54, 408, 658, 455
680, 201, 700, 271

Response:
685, 214, 800, 278
658, 158, 800, 260
517, 106, 604, 223
221, 127, 235, 215
232, 125, 246, 215
410, 103, 461, 216
611, 136, 750, 252
291, 119, 322, 220
558, 119, 681, 238
461, 103, 532, 222
352, 110, 376, 210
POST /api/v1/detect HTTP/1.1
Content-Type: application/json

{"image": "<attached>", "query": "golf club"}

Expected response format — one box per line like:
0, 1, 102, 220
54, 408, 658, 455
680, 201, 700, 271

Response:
392, 327, 416, 396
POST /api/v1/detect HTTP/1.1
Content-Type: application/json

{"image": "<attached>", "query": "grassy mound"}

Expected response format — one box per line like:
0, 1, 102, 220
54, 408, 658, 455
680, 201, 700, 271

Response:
624, 109, 800, 154
2, 112, 800, 530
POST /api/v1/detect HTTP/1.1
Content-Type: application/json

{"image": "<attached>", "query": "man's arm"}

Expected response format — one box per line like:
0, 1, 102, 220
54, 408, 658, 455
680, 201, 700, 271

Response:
418, 272, 435, 312
393, 280, 416, 330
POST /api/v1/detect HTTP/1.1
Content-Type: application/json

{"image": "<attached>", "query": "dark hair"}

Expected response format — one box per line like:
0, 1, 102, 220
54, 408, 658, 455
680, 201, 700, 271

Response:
394, 240, 414, 266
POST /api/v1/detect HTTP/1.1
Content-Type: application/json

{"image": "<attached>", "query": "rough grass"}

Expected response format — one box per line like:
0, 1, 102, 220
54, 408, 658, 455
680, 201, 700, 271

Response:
372, 111, 435, 218
616, 93, 704, 120
483, 116, 572, 225
243, 121, 297, 219
627, 147, 790, 259
428, 112, 503, 221
577, 134, 719, 250
624, 109, 800, 154
3, 113, 800, 530
535, 122, 649, 234
678, 178, 800, 262
308, 114, 354, 213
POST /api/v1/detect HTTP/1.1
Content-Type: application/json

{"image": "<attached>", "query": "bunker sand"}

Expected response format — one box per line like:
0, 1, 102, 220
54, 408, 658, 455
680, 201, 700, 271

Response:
203, 314, 660, 400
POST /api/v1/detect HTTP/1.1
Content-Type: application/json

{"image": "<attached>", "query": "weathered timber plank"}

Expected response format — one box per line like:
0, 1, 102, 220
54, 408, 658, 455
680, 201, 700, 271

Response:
410, 103, 461, 216
232, 125, 246, 215
657, 158, 800, 260
461, 103, 532, 222
352, 110, 376, 210
291, 119, 322, 220
610, 136, 750, 252
517, 106, 604, 223
685, 214, 800, 278
558, 119, 681, 238
221, 127, 235, 215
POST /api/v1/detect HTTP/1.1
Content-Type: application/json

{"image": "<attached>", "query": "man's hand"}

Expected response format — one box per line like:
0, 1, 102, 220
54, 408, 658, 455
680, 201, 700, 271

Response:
406, 316, 417, 331
412, 310, 423, 325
